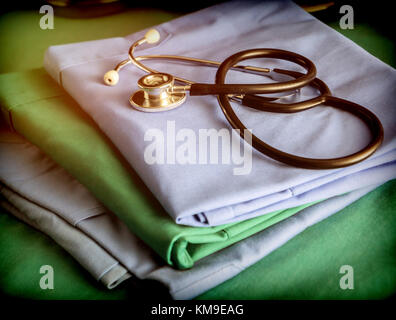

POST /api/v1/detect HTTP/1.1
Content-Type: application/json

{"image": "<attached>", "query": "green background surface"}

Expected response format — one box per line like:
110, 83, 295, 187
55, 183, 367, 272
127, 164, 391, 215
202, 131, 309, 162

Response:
0, 3, 395, 299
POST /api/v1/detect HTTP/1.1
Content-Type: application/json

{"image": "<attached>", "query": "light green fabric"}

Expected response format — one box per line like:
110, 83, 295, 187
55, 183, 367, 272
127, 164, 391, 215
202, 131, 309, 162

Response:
0, 68, 316, 269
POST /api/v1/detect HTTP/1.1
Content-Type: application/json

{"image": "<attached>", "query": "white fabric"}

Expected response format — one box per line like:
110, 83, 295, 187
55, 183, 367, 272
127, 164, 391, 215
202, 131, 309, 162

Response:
44, 0, 396, 227
0, 128, 386, 299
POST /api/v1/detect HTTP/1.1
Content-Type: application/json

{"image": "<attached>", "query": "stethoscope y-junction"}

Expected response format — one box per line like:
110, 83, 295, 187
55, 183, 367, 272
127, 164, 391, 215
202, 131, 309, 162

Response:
103, 29, 384, 170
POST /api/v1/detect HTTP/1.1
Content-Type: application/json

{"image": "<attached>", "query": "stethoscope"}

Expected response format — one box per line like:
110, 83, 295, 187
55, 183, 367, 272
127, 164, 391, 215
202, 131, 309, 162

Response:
103, 29, 384, 169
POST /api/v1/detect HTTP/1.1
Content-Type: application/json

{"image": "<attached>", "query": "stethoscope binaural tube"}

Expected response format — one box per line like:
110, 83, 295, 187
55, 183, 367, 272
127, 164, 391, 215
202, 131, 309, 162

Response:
188, 48, 317, 95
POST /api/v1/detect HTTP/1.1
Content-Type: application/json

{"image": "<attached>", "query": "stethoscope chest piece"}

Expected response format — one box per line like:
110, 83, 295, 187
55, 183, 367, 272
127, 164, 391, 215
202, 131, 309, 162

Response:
129, 73, 186, 112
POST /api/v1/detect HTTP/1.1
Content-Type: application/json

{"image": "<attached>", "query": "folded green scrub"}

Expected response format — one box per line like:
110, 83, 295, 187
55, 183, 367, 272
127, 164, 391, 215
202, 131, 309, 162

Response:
0, 69, 317, 269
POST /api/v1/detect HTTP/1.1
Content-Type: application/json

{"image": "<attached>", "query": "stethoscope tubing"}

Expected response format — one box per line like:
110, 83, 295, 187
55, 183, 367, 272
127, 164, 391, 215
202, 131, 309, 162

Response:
215, 63, 384, 169
188, 48, 317, 95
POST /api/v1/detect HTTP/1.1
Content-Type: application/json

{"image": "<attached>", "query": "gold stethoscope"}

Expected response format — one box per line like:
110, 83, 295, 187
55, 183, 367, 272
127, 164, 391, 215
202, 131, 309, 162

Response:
103, 29, 384, 170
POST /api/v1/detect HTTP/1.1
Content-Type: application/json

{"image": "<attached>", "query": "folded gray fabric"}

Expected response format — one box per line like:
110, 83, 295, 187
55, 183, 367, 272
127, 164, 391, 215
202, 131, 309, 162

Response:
0, 186, 131, 289
0, 128, 386, 298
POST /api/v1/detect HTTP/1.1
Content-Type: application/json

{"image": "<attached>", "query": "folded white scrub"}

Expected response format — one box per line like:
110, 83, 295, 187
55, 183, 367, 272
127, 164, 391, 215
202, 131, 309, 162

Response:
0, 128, 389, 299
44, 0, 396, 226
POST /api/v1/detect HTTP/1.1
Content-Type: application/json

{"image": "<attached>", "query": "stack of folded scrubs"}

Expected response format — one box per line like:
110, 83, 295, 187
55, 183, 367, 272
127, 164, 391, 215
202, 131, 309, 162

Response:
1, 0, 395, 299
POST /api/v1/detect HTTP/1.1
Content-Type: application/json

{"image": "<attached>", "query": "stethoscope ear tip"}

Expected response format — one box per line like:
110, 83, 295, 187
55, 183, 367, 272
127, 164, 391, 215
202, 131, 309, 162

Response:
144, 29, 160, 44
104, 70, 119, 86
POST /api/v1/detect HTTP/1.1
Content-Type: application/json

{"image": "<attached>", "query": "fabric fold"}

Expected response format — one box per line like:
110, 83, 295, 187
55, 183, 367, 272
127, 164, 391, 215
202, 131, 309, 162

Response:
0, 186, 131, 289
